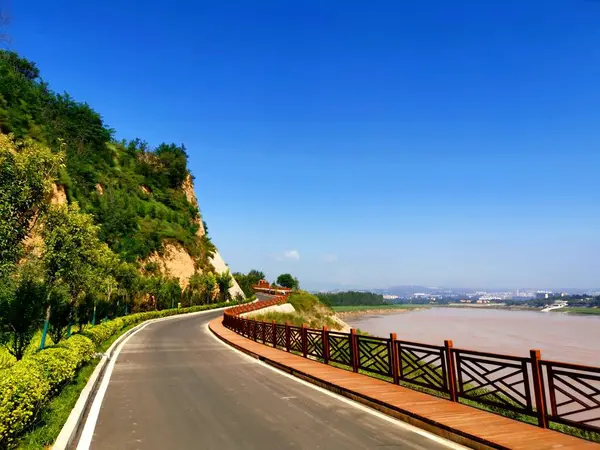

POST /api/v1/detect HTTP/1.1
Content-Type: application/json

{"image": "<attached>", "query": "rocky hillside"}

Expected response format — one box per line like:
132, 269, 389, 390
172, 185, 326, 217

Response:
0, 50, 243, 300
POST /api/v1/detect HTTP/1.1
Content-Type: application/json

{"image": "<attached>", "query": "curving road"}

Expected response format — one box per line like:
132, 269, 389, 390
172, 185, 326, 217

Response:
81, 308, 462, 450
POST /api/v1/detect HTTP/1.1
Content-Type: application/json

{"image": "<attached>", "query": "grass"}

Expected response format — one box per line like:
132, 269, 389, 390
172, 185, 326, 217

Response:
252, 291, 344, 331
558, 307, 600, 315
250, 311, 343, 330
333, 304, 431, 312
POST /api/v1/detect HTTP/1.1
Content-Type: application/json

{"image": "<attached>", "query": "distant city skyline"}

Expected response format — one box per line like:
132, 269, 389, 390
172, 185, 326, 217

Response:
298, 280, 599, 295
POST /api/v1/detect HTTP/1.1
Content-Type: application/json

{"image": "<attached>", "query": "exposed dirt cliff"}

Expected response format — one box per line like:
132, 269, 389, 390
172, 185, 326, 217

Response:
145, 175, 244, 298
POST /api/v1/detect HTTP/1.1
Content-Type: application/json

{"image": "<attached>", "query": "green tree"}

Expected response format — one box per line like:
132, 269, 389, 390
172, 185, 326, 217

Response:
161, 278, 182, 309
47, 283, 71, 344
216, 271, 233, 303
201, 272, 217, 304
116, 262, 139, 315
184, 272, 209, 306
233, 269, 265, 297
276, 273, 299, 290
316, 291, 386, 307
247, 269, 265, 285
40, 203, 119, 347
0, 261, 45, 360
0, 133, 62, 275
154, 143, 188, 188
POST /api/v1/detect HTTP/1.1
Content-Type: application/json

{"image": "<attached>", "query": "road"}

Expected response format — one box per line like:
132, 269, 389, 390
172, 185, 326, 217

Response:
83, 308, 461, 450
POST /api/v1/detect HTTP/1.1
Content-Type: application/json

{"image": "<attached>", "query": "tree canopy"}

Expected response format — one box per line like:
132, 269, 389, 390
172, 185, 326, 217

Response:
0, 133, 62, 275
316, 291, 386, 307
276, 273, 299, 290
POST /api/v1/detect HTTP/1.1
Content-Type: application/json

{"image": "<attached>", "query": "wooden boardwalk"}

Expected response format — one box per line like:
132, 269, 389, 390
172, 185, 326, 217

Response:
210, 318, 599, 450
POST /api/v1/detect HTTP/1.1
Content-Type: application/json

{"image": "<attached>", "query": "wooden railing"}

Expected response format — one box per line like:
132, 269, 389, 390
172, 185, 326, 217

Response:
222, 304, 600, 438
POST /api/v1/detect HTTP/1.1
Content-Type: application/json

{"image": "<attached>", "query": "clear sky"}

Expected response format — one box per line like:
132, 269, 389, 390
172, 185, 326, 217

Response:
7, 0, 600, 290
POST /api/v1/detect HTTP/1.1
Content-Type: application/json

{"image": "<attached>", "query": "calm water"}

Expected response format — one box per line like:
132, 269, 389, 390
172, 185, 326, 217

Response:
345, 308, 600, 366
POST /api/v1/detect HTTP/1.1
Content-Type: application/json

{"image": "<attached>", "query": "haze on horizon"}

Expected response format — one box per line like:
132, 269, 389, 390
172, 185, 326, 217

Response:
9, 0, 600, 290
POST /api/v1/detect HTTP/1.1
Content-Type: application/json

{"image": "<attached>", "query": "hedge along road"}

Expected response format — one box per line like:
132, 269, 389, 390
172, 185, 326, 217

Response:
77, 308, 465, 450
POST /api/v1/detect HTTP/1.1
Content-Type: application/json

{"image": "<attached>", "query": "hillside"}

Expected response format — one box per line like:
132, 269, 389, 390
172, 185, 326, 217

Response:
249, 291, 350, 331
0, 50, 243, 312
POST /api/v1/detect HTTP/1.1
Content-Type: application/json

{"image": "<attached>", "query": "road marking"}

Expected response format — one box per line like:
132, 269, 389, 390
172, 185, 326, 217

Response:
206, 323, 467, 450
71, 307, 233, 449
76, 322, 152, 450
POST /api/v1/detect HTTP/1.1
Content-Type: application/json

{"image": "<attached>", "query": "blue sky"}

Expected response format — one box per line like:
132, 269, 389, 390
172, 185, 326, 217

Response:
7, 0, 600, 290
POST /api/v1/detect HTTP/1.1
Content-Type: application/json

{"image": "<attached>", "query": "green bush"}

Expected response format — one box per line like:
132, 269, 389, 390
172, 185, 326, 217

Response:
288, 291, 325, 313
26, 349, 79, 393
0, 348, 15, 370
0, 358, 50, 447
60, 335, 95, 362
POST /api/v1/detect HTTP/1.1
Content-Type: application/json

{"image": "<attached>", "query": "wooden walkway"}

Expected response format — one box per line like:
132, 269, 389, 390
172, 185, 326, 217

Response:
210, 318, 599, 450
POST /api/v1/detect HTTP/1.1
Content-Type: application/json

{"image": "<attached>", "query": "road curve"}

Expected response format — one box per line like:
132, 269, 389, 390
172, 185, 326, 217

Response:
85, 309, 460, 450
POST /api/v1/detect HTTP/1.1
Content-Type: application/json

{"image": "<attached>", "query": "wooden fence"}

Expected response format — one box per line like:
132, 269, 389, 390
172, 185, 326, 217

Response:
223, 302, 600, 437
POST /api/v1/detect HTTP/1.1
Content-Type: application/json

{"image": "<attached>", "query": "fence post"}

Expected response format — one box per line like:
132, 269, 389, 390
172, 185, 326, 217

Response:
301, 324, 308, 358
390, 333, 400, 384
530, 349, 548, 428
285, 322, 291, 352
444, 340, 458, 402
350, 329, 359, 373
262, 320, 266, 344
272, 320, 277, 347
253, 320, 258, 342
322, 326, 329, 364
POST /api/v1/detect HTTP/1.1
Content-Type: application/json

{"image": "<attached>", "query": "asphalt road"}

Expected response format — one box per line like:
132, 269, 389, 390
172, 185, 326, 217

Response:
87, 309, 459, 450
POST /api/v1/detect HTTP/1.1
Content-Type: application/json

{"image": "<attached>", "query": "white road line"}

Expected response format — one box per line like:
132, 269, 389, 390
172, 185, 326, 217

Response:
206, 322, 467, 450
76, 321, 152, 450
72, 307, 232, 450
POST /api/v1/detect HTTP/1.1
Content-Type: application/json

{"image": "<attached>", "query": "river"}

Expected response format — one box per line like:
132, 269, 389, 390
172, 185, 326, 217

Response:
345, 308, 600, 367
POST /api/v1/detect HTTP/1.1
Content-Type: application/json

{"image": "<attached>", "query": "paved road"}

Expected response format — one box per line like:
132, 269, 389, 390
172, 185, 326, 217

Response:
86, 309, 459, 450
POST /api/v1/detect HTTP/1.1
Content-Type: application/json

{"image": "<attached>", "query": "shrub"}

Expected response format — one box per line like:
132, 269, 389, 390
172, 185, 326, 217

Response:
22, 330, 55, 359
0, 359, 50, 447
82, 320, 121, 345
26, 348, 79, 393
0, 348, 15, 370
60, 335, 95, 362
288, 291, 327, 313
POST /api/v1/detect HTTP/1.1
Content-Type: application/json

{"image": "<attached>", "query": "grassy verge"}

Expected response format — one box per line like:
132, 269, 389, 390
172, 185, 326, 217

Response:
558, 307, 600, 315
252, 291, 344, 330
